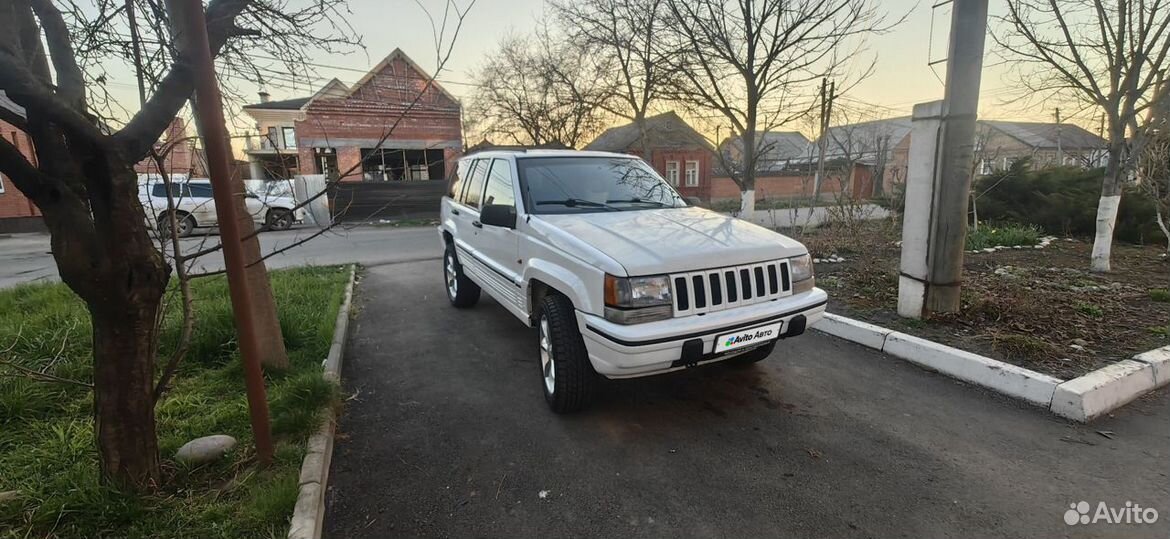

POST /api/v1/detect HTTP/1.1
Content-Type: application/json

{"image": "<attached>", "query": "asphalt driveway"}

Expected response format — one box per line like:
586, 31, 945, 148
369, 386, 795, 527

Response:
325, 261, 1169, 538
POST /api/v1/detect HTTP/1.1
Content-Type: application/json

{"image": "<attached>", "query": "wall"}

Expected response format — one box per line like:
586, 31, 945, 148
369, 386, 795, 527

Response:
646, 148, 712, 200
0, 120, 44, 232
709, 166, 868, 202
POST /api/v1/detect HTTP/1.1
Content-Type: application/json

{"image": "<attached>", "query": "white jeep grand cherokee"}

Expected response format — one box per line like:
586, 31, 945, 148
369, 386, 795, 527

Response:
438, 150, 827, 413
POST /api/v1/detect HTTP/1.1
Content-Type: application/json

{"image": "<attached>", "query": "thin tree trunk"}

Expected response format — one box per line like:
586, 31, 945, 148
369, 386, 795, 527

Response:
190, 99, 289, 368
1090, 136, 1126, 272
740, 129, 756, 219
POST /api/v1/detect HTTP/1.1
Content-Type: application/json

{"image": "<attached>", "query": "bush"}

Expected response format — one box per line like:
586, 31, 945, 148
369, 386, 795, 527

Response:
965, 223, 1042, 250
973, 162, 1166, 245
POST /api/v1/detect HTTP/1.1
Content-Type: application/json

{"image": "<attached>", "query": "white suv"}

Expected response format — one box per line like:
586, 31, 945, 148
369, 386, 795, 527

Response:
138, 177, 302, 237
438, 150, 826, 412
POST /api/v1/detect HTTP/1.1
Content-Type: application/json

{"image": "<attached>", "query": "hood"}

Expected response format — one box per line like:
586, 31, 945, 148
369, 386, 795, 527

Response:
534, 206, 807, 276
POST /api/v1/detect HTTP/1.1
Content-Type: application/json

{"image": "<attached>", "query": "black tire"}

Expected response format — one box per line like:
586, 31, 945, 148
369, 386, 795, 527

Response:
443, 244, 480, 308
159, 212, 195, 238
266, 209, 294, 231
537, 294, 595, 413
724, 341, 777, 367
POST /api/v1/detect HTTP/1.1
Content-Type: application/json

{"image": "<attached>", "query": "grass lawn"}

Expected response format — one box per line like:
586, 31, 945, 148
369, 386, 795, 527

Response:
0, 266, 350, 538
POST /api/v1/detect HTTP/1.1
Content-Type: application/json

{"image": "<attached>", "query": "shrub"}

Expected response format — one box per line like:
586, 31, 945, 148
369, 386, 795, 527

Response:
966, 223, 1042, 250
1151, 288, 1170, 303
973, 163, 1166, 245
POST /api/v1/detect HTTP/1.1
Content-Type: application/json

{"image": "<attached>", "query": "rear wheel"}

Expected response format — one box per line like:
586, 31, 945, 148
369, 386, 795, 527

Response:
266, 209, 293, 231
158, 212, 195, 238
443, 244, 480, 308
725, 341, 777, 367
538, 294, 595, 413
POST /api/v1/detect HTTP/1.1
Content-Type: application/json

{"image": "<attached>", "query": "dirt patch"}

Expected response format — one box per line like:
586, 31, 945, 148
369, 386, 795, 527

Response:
788, 220, 1170, 380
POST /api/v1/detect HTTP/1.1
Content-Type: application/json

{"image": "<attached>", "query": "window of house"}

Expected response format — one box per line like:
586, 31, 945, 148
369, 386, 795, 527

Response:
282, 127, 297, 149
0, 173, 6, 194
979, 158, 993, 175
685, 161, 699, 187
266, 127, 279, 149
665, 161, 679, 186
482, 159, 516, 208
461, 159, 489, 209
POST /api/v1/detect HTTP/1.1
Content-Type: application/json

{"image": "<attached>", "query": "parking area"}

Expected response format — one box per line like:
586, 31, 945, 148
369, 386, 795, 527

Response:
324, 261, 1170, 539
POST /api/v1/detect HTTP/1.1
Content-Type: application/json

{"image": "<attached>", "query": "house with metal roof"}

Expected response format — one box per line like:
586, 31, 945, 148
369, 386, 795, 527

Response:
584, 111, 716, 201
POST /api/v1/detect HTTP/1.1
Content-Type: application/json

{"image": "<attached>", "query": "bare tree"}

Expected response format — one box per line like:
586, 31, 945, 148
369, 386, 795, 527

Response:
0, 0, 356, 491
550, 0, 670, 156
659, 0, 898, 219
995, 0, 1170, 272
467, 24, 614, 148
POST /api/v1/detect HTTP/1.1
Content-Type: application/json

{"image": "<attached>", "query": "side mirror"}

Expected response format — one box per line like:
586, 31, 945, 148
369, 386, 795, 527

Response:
479, 204, 517, 229
685, 196, 702, 206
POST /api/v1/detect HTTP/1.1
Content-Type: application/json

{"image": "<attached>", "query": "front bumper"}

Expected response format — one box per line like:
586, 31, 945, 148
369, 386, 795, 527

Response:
577, 288, 828, 378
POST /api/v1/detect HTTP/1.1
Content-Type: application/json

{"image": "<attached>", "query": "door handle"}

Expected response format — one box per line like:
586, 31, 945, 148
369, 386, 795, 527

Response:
472, 220, 483, 228
451, 208, 460, 216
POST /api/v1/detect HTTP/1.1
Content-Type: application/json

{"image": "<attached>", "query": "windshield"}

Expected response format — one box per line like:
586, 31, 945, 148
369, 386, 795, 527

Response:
517, 156, 687, 214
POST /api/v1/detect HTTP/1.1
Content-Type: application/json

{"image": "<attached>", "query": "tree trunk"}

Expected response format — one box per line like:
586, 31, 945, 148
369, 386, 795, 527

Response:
740, 129, 757, 219
46, 168, 170, 492
191, 99, 289, 368
231, 185, 288, 369
1090, 135, 1126, 272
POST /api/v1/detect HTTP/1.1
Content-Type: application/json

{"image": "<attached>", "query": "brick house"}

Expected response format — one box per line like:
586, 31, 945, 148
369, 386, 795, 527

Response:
133, 117, 209, 178
0, 93, 42, 233
583, 111, 715, 200
242, 48, 462, 183
710, 131, 820, 203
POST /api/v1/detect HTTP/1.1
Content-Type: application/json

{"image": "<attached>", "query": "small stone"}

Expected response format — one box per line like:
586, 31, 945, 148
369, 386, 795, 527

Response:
0, 491, 19, 505
982, 248, 995, 253
176, 434, 237, 464
1033, 245, 1043, 249
1070, 338, 1089, 347
813, 258, 823, 263
1069, 344, 1085, 351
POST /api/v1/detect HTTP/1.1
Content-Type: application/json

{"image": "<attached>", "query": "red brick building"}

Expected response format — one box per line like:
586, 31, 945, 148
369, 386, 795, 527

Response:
584, 112, 715, 200
242, 49, 462, 183
133, 117, 209, 178
0, 93, 43, 233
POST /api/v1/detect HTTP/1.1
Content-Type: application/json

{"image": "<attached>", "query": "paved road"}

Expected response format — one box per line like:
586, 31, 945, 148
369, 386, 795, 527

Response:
324, 261, 1169, 539
0, 225, 440, 289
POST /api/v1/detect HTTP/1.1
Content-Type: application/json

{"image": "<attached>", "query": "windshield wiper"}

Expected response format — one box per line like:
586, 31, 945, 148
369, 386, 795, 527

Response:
534, 198, 619, 211
606, 198, 674, 207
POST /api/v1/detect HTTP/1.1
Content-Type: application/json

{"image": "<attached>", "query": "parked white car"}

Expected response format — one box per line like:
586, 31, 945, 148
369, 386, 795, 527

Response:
438, 150, 826, 412
138, 177, 303, 237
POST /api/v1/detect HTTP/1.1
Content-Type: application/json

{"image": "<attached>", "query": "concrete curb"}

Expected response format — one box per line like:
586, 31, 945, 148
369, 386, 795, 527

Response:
813, 314, 1170, 421
288, 265, 356, 539
813, 314, 1061, 406
1050, 346, 1170, 422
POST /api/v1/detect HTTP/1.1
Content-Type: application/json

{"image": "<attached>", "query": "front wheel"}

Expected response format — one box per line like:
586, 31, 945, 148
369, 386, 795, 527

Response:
538, 294, 595, 413
443, 244, 480, 308
159, 212, 195, 238
266, 209, 293, 231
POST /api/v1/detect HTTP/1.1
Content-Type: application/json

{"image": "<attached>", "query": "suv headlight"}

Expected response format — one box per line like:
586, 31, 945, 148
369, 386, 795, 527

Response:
789, 253, 815, 294
603, 274, 673, 324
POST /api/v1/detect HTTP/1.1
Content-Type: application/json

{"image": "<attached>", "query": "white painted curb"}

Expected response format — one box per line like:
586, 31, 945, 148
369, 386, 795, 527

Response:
288, 265, 356, 539
814, 314, 1170, 421
813, 313, 1061, 406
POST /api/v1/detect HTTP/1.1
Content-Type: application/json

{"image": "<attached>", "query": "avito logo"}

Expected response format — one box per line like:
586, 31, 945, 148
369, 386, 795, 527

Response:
724, 328, 775, 347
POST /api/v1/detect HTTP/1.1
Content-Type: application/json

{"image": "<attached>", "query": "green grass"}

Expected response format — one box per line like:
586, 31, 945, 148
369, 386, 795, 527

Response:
0, 265, 350, 539
1150, 288, 1170, 303
966, 223, 1042, 250
1074, 302, 1105, 318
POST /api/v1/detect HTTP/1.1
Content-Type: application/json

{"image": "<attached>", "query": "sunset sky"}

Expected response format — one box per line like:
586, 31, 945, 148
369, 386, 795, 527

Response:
96, 0, 1090, 146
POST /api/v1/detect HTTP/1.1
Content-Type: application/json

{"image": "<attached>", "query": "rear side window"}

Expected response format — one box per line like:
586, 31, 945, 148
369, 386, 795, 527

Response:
448, 159, 469, 198
151, 183, 190, 198
482, 159, 515, 208
461, 159, 489, 209
187, 183, 214, 198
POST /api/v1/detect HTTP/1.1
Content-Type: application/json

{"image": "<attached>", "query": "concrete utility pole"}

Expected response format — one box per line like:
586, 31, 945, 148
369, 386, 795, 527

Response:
1055, 107, 1063, 165
173, 0, 274, 464
923, 0, 989, 313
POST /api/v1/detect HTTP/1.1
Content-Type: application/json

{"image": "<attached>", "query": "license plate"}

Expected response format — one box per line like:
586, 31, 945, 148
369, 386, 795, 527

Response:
715, 322, 783, 353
